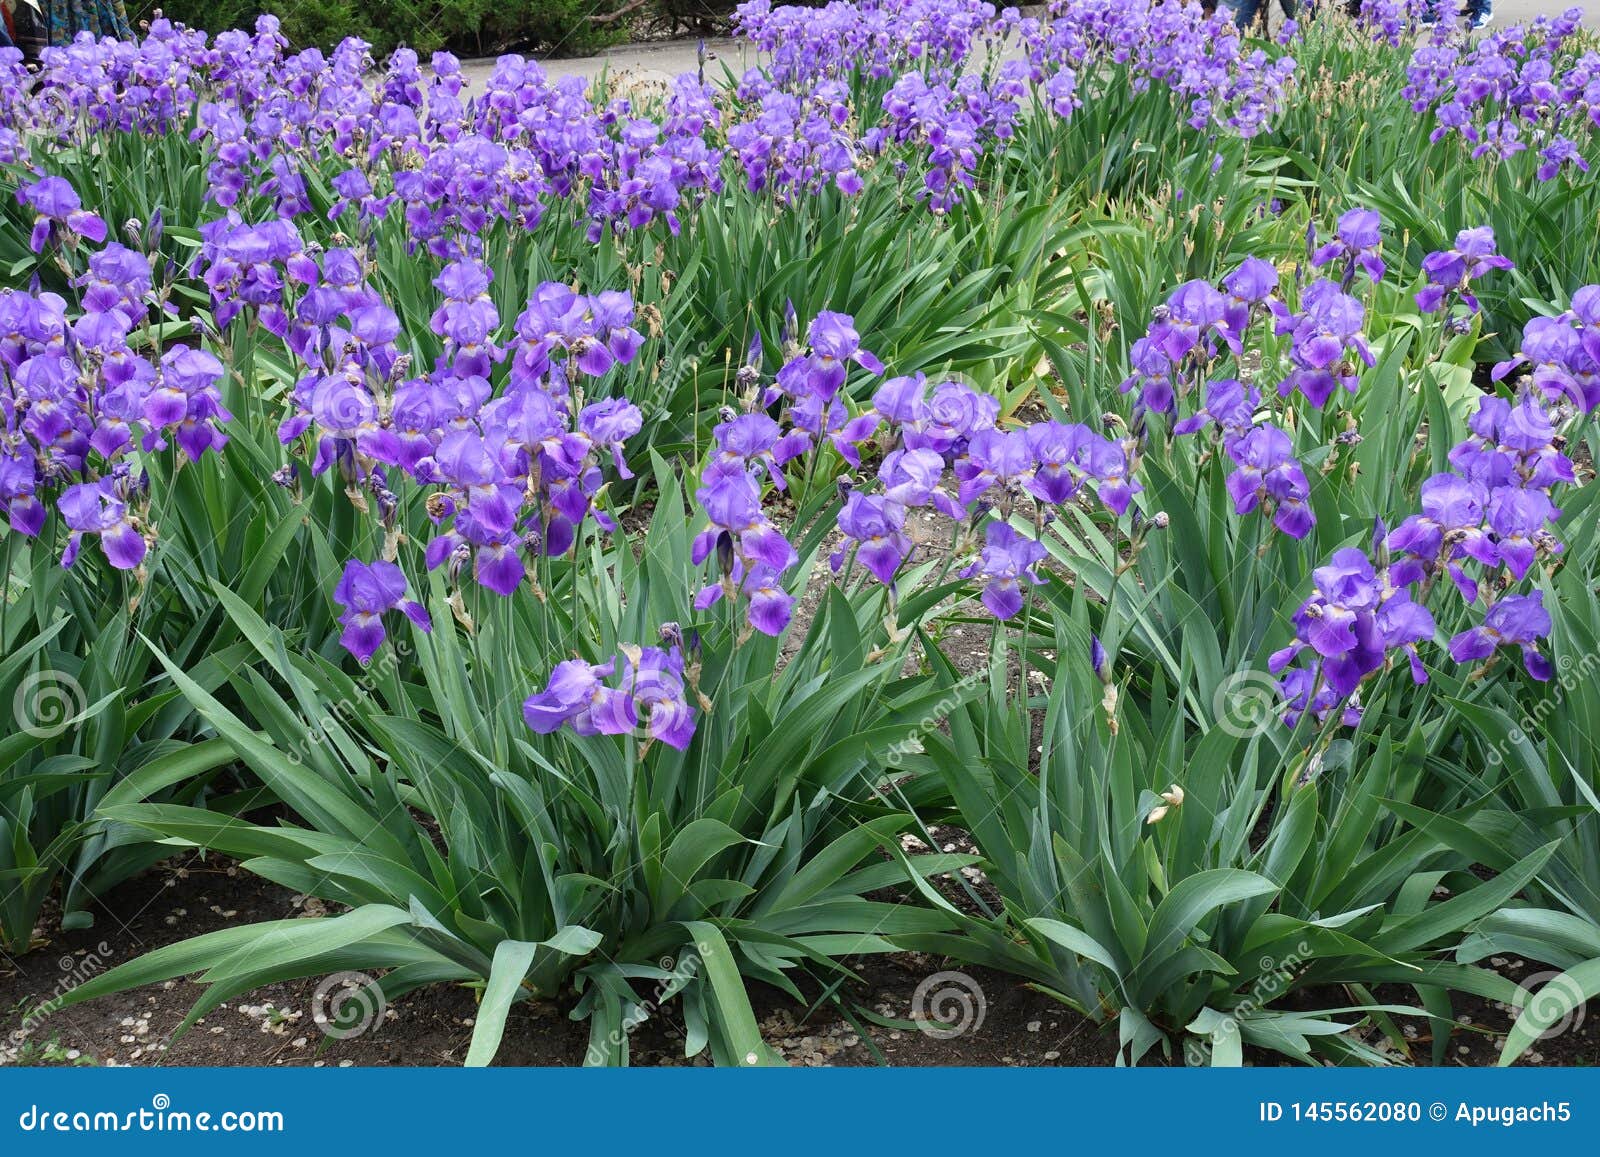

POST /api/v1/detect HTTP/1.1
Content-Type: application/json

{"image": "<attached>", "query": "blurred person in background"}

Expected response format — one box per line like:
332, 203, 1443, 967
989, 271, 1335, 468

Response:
4, 0, 129, 56
44, 0, 130, 42
1224, 0, 1298, 32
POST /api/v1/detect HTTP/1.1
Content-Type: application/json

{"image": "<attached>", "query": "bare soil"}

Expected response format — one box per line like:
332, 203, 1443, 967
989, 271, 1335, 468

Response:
5, 856, 1595, 1068
0, 858, 1111, 1068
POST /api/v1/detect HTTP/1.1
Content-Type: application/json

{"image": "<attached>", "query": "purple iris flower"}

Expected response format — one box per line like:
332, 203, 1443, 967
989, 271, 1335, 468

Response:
1273, 280, 1375, 408
579, 397, 643, 478
332, 559, 431, 664
1118, 337, 1175, 418
1311, 208, 1385, 288
156, 346, 231, 462
872, 374, 929, 426
1447, 591, 1553, 681
1278, 667, 1364, 730
0, 448, 45, 538
522, 657, 628, 736
523, 644, 697, 751
1024, 421, 1093, 505
1224, 426, 1314, 539
713, 412, 785, 488
835, 491, 912, 585
195, 215, 318, 331
1386, 473, 1497, 600
1270, 546, 1435, 703
1415, 226, 1513, 315
961, 521, 1046, 620
1220, 256, 1278, 344
880, 447, 963, 518
1496, 316, 1600, 413
57, 478, 145, 570
626, 645, 697, 750
511, 283, 642, 384
742, 565, 796, 637
1486, 485, 1558, 581
1449, 395, 1574, 493
1075, 434, 1141, 517
18, 176, 107, 253
1537, 137, 1590, 183
474, 538, 526, 597
801, 310, 884, 398
954, 427, 1033, 506
1173, 378, 1259, 440
901, 380, 999, 457
430, 259, 501, 378
77, 244, 153, 327
1151, 279, 1233, 363
695, 458, 795, 572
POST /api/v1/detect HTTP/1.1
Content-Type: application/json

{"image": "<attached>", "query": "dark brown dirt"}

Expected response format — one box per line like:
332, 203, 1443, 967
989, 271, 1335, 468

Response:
0, 857, 1111, 1068
1378, 969, 1600, 1068
7, 857, 1595, 1069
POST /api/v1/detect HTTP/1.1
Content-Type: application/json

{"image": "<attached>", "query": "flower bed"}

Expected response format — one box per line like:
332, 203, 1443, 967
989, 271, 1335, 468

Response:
3, 0, 1599, 1068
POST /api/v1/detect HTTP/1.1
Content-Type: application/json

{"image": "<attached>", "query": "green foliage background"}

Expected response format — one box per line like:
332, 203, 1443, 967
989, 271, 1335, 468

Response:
132, 0, 635, 56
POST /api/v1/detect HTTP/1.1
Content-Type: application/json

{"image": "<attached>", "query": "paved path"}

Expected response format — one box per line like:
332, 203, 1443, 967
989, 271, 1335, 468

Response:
455, 3, 1598, 93
500, 36, 752, 87
1493, 0, 1597, 22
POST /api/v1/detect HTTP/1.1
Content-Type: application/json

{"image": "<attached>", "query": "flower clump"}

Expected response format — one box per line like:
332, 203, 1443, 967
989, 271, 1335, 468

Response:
1268, 290, 1600, 727
1, 188, 226, 575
